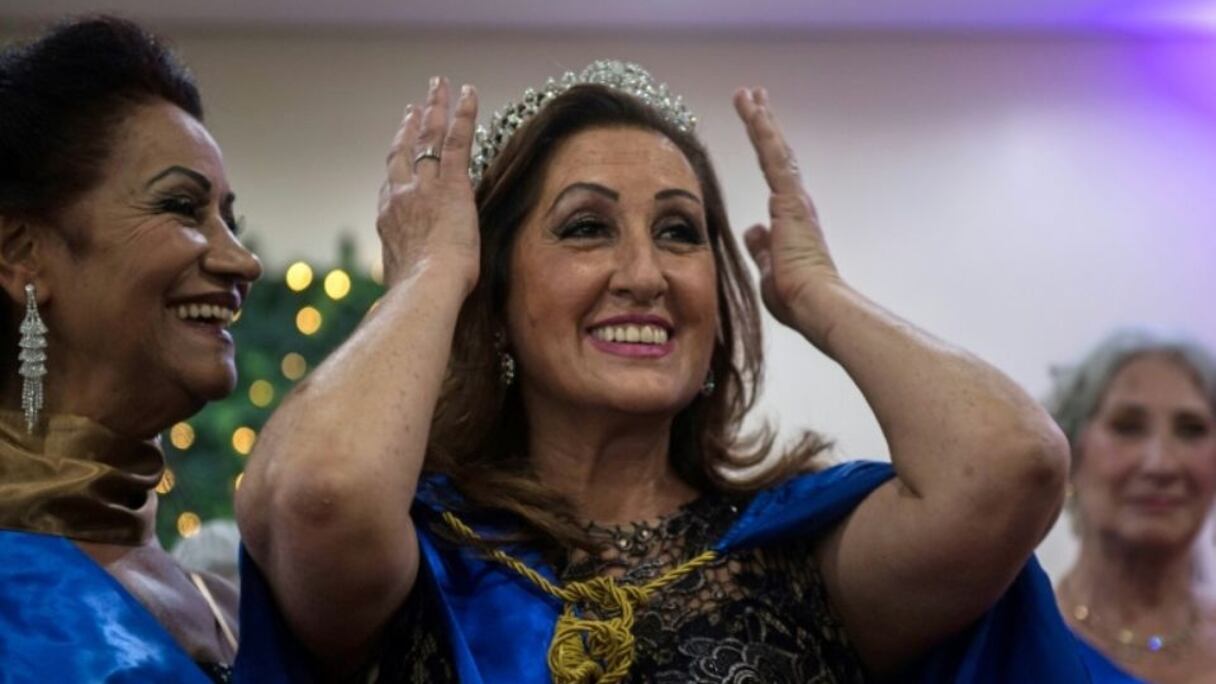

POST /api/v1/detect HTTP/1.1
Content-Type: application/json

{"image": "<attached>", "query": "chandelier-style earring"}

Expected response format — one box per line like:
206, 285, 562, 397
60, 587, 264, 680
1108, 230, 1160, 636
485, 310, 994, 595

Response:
18, 283, 48, 433
701, 368, 715, 397
499, 351, 516, 387
495, 332, 516, 387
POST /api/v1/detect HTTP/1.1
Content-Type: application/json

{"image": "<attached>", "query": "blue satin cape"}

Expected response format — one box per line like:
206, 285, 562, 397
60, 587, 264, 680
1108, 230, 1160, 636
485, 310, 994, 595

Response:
0, 529, 212, 683
235, 460, 1143, 683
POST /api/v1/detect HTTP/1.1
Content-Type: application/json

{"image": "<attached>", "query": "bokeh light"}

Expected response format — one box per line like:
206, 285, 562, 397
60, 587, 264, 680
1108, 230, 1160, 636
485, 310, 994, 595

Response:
285, 262, 314, 292
296, 306, 322, 335
156, 468, 175, 495
177, 512, 201, 538
324, 269, 352, 300
249, 379, 275, 407
232, 426, 257, 455
169, 422, 195, 450
281, 352, 308, 380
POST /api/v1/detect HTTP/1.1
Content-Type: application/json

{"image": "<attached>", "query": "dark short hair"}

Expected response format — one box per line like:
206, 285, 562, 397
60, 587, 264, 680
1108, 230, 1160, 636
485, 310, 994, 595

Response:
0, 15, 202, 228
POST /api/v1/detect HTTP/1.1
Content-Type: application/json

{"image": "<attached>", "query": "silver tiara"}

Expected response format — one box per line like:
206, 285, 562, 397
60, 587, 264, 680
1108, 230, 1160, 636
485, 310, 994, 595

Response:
470, 60, 696, 186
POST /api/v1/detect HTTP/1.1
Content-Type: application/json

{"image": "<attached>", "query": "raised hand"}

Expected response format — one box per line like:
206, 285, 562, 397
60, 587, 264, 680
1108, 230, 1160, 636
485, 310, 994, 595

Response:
378, 77, 480, 292
734, 87, 842, 341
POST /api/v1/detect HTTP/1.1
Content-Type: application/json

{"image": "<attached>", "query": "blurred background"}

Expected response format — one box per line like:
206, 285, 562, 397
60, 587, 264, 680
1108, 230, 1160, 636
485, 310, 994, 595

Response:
2, 0, 1214, 580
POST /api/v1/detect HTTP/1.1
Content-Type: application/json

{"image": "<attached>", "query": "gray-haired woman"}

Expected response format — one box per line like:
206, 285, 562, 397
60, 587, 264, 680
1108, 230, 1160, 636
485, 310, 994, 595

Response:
1049, 329, 1216, 682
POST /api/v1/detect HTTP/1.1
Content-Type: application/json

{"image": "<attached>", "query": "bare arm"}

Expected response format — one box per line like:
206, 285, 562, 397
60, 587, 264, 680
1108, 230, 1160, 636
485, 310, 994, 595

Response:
235, 78, 479, 671
734, 87, 1069, 676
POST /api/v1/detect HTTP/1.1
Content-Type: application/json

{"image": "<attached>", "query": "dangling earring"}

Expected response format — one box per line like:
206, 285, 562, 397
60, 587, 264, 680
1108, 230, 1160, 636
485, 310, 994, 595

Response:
499, 351, 516, 387
701, 368, 715, 397
495, 332, 516, 387
18, 283, 48, 433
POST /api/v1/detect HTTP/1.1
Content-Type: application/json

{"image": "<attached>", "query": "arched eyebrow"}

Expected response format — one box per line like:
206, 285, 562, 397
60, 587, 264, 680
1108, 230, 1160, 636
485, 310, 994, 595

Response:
545, 183, 702, 216
144, 165, 212, 192
546, 182, 619, 216
655, 188, 701, 205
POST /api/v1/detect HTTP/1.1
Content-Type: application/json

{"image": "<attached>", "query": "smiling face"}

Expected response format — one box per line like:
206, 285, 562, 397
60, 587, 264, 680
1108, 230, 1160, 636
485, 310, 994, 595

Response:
1073, 354, 1216, 552
504, 126, 718, 419
38, 100, 262, 434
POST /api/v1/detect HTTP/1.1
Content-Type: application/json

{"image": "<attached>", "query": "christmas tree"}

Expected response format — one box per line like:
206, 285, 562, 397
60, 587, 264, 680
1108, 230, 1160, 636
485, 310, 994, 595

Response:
156, 236, 384, 546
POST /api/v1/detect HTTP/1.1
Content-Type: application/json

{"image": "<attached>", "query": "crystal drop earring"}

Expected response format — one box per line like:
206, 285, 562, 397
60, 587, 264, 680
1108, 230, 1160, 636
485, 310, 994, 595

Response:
18, 283, 48, 433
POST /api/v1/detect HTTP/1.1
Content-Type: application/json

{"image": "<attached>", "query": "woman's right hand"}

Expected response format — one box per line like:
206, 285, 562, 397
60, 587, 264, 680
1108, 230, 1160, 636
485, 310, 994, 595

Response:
378, 77, 480, 292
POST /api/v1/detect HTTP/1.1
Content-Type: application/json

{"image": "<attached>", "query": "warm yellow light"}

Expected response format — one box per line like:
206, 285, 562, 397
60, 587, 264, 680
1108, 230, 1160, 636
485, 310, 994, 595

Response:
280, 352, 307, 381
285, 262, 314, 292
177, 512, 201, 538
324, 269, 352, 300
370, 257, 384, 285
156, 468, 176, 495
296, 306, 322, 335
232, 426, 257, 455
233, 308, 243, 323
169, 422, 195, 450
233, 472, 245, 492
249, 379, 275, 407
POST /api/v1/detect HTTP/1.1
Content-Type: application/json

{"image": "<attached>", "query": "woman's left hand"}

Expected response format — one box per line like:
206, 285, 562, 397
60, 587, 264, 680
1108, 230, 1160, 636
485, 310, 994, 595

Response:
734, 87, 842, 344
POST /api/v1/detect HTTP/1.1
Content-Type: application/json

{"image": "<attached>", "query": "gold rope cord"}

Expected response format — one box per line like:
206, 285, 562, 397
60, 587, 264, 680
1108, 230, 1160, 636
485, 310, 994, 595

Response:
441, 511, 717, 683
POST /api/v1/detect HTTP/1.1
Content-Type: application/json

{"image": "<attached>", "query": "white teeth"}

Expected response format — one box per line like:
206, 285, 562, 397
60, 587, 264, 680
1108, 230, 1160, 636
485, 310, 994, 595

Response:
591, 324, 670, 345
173, 303, 236, 325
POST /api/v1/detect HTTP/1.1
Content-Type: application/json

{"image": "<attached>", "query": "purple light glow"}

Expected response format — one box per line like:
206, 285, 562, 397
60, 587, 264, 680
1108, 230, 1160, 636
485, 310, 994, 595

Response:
1096, 0, 1216, 34
1125, 40, 1216, 118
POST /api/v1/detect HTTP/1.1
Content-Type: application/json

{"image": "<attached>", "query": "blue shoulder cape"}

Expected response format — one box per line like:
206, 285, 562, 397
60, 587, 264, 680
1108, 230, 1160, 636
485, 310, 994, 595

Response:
235, 460, 1143, 683
0, 529, 212, 683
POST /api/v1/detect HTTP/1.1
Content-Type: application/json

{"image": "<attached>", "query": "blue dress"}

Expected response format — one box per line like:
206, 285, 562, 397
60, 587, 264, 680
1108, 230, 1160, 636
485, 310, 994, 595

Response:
236, 461, 1144, 682
0, 411, 220, 683
0, 530, 214, 683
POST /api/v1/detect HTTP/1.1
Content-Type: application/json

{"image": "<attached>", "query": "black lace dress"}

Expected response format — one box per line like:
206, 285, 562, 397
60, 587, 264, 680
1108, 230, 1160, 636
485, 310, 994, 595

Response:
373, 492, 867, 683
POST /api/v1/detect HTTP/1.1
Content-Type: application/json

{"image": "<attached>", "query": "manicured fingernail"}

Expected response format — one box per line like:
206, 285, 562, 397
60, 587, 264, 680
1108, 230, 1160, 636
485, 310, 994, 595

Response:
429, 76, 440, 89
460, 84, 472, 98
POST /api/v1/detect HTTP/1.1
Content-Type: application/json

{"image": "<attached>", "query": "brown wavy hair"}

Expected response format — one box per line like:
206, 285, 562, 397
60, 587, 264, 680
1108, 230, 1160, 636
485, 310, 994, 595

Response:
424, 84, 829, 547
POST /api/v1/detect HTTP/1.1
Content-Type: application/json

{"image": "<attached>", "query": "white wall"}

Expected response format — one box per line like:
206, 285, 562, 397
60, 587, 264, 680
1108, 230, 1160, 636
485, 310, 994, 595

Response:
24, 27, 1216, 578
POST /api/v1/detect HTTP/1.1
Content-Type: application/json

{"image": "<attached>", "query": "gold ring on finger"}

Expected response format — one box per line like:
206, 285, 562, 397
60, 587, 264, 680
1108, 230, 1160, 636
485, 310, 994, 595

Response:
413, 146, 441, 169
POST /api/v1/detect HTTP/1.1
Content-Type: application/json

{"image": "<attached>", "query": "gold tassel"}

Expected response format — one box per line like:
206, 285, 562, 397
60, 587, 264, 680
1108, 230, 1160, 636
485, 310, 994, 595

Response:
441, 511, 717, 683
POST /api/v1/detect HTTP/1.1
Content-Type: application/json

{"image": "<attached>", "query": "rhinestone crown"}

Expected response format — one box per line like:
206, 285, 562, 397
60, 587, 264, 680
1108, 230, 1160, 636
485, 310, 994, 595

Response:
470, 60, 696, 186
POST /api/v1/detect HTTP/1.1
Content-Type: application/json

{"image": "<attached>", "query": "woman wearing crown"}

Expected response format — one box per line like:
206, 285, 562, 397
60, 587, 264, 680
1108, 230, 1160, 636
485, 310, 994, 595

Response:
235, 63, 1121, 683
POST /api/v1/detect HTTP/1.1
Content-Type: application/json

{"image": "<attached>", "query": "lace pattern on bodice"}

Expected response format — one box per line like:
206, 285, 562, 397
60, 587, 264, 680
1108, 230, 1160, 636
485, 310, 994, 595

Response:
375, 492, 866, 683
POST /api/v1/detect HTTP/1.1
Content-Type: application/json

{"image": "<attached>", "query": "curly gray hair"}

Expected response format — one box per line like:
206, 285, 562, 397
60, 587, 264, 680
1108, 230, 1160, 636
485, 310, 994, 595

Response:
1046, 328, 1216, 463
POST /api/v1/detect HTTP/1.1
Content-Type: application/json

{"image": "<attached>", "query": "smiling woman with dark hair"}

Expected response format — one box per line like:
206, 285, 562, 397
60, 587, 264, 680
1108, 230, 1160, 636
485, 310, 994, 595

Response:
0, 16, 261, 682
